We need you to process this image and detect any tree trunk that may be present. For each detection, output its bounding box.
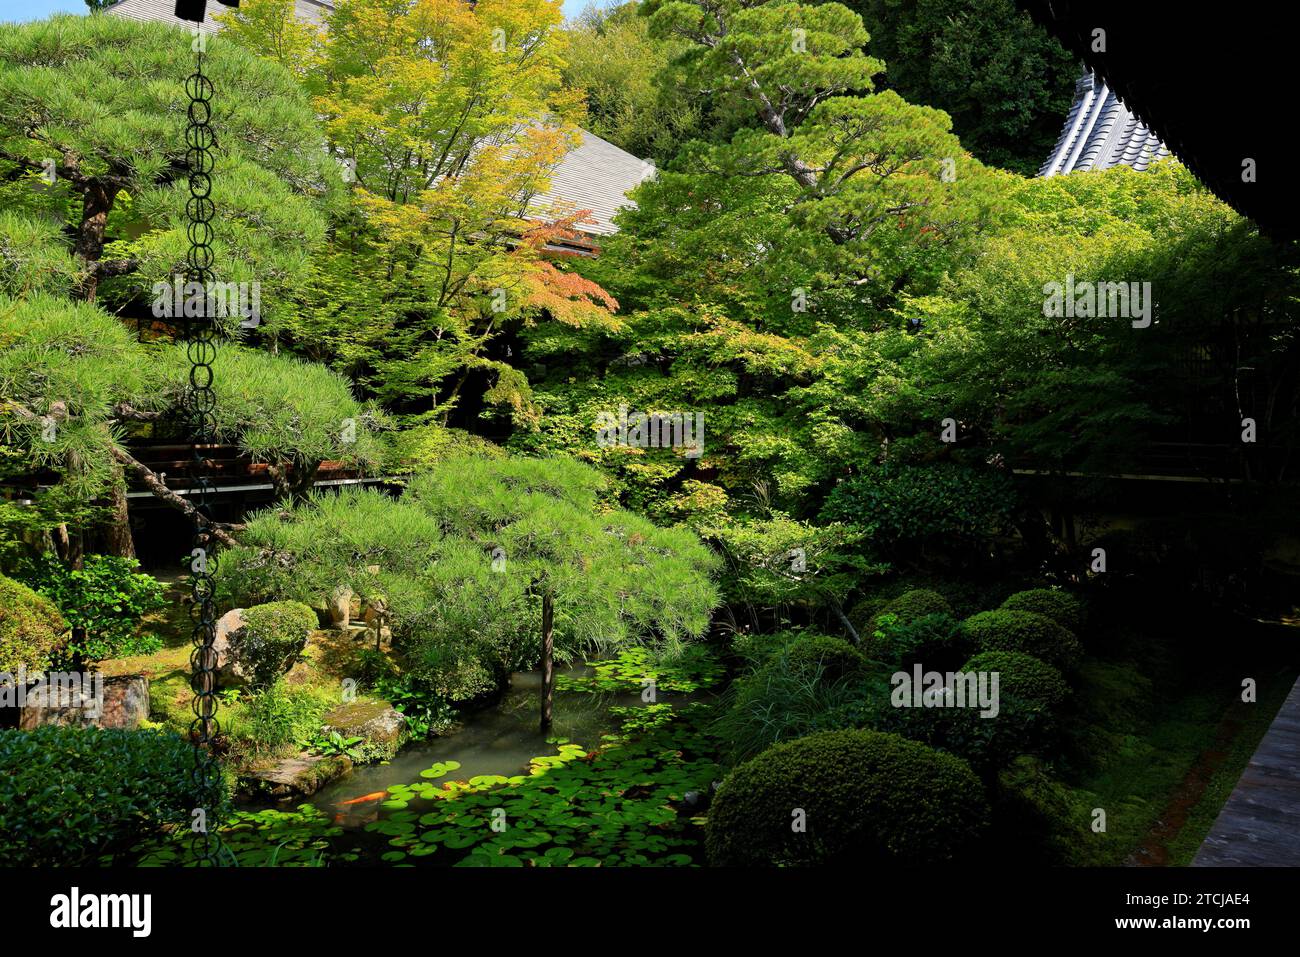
[539,592,554,733]
[101,473,136,560]
[101,430,136,559]
[74,179,119,302]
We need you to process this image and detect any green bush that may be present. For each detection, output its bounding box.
[820,462,1016,550]
[14,554,165,662]
[231,601,316,689]
[864,611,962,668]
[1000,588,1086,633]
[962,650,1070,711]
[0,726,220,866]
[960,609,1083,670]
[0,573,66,672]
[783,633,866,680]
[706,729,988,866]
[875,589,952,628]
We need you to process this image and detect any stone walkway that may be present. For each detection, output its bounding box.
[1193,676,1300,866]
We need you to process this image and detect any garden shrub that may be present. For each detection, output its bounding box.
[1000,588,1086,633]
[230,600,317,689]
[0,573,66,672]
[819,462,1015,552]
[962,651,1070,711]
[14,554,165,661]
[874,588,952,629]
[864,611,962,668]
[0,726,219,865]
[414,642,499,704]
[705,729,988,866]
[783,633,866,680]
[233,679,331,755]
[960,609,1082,670]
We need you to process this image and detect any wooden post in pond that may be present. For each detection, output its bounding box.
[540,592,555,732]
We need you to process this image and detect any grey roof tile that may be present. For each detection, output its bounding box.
[1039,70,1169,177]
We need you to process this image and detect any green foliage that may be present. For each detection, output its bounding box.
[306,729,366,761]
[222,456,720,708]
[231,601,317,689]
[555,645,725,694]
[560,3,705,165]
[0,726,221,866]
[0,293,164,502]
[994,756,1102,865]
[14,553,165,662]
[821,462,1016,553]
[837,0,1079,175]
[782,633,866,681]
[873,588,952,627]
[962,650,1070,711]
[0,210,82,298]
[0,14,335,318]
[1000,588,1086,633]
[370,672,457,739]
[865,611,961,668]
[0,572,65,672]
[714,637,872,763]
[385,424,506,473]
[960,609,1083,671]
[158,344,388,497]
[234,679,331,756]
[705,728,987,865]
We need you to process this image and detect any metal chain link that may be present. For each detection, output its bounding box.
[183,51,224,867]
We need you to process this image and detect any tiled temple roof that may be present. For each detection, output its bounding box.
[1040,70,1169,177]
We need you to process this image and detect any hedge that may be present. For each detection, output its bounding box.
[962,650,1070,711]
[960,609,1083,670]
[1000,588,1086,633]
[705,729,988,866]
[0,573,66,673]
[0,726,220,866]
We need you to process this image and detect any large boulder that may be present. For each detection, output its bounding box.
[212,608,249,687]
[322,699,405,761]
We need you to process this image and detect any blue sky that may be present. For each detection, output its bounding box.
[1,0,607,25]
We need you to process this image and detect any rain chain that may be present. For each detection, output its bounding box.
[183,47,224,867]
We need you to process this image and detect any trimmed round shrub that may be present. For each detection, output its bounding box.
[705,729,988,866]
[231,600,317,689]
[962,650,1070,711]
[863,611,962,668]
[782,633,866,680]
[0,573,66,673]
[0,726,220,865]
[873,589,952,630]
[1000,588,1085,633]
[960,610,1082,670]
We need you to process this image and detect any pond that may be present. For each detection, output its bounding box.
[308,665,708,831]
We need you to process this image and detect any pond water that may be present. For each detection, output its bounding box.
[308,666,669,828]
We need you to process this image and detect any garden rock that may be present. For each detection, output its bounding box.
[240,753,353,801]
[323,699,405,760]
[19,674,149,730]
